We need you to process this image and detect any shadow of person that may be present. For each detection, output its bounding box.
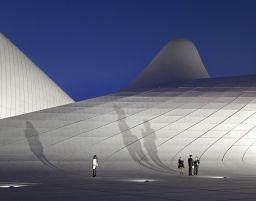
[113,105,163,172]
[142,120,175,172]
[24,121,60,171]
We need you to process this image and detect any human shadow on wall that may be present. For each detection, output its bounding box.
[114,105,164,172]
[141,120,174,172]
[24,121,60,171]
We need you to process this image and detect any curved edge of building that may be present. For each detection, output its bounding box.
[128,39,210,89]
[0,33,74,119]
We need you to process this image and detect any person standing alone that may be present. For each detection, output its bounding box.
[92,155,99,177]
[188,155,194,176]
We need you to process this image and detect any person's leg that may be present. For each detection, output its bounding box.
[195,166,198,175]
[93,169,96,177]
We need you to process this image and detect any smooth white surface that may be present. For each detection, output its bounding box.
[129,39,210,89]
[1,80,256,177]
[0,33,74,119]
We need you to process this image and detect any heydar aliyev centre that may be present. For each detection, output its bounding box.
[0,33,74,119]
[2,32,256,185]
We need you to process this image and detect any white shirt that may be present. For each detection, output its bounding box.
[92,158,98,169]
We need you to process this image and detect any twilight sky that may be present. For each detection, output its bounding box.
[1,0,256,101]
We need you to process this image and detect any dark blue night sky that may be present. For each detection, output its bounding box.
[1,0,256,101]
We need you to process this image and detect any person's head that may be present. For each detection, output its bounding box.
[189,155,192,158]
[179,157,182,160]
[93,155,97,159]
[195,156,198,160]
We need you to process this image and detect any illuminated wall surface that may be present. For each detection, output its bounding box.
[1,37,256,178]
[2,76,256,177]
[129,39,210,89]
[0,33,74,119]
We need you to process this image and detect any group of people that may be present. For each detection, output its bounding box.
[178,155,200,176]
[91,154,200,177]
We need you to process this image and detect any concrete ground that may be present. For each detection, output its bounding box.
[2,172,256,201]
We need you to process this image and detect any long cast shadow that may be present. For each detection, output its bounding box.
[114,105,164,172]
[142,120,174,172]
[24,121,61,171]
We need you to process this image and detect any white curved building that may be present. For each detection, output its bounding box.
[1,38,256,182]
[0,33,74,119]
[129,39,210,89]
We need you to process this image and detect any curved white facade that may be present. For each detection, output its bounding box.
[0,33,74,119]
[129,39,210,89]
[1,76,256,179]
[1,38,256,181]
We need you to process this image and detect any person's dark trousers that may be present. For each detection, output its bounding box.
[189,167,192,176]
[93,169,96,177]
[194,166,198,175]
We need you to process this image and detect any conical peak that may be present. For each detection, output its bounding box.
[165,38,195,47]
[0,33,74,119]
[128,38,210,89]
